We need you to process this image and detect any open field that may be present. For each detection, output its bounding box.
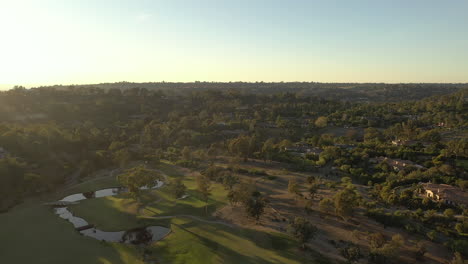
[0,200,144,264]
[149,217,319,264]
[0,162,329,264]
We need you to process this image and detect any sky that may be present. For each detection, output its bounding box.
[0,0,467,88]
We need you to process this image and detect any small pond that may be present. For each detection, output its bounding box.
[52,180,169,244]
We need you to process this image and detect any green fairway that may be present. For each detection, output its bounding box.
[70,164,229,230]
[0,201,144,264]
[150,217,313,264]
[0,162,325,264]
[142,172,228,217]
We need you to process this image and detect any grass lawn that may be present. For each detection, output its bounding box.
[150,217,319,264]
[141,170,228,218]
[67,162,326,263]
[70,162,229,230]
[1,162,326,264]
[0,201,144,264]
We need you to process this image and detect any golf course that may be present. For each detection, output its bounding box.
[0,162,316,264]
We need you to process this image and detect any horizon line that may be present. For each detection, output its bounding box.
[2,80,468,89]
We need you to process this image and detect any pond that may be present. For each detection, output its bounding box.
[52,180,169,244]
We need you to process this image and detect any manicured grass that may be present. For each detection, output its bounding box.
[150,217,313,264]
[1,162,324,264]
[0,201,144,264]
[70,193,143,231]
[142,172,228,218]
[66,163,323,263]
[70,164,229,229]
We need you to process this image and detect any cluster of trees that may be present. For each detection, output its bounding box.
[367,233,405,263]
[1,84,466,263]
[117,166,163,201]
[227,181,268,221]
[0,157,35,211]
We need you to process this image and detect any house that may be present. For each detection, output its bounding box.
[420,183,468,207]
[392,139,416,146]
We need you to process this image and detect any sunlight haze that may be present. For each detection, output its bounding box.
[1,0,467,87]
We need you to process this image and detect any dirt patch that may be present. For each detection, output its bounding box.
[214,160,453,264]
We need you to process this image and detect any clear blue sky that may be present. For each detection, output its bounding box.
[1,0,467,87]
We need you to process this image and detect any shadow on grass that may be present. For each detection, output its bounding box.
[153,217,324,264]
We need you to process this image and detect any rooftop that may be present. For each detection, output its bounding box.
[421,183,468,206]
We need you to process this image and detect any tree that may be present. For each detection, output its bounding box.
[227,182,254,206]
[319,198,334,214]
[450,252,467,264]
[117,166,163,202]
[0,157,26,210]
[341,176,352,186]
[221,172,238,190]
[202,165,222,180]
[288,177,300,199]
[113,148,133,168]
[261,138,276,162]
[304,200,314,214]
[444,208,456,220]
[364,127,383,143]
[315,116,328,128]
[169,177,187,199]
[196,174,212,214]
[426,230,437,241]
[334,186,359,220]
[181,146,192,160]
[288,217,318,249]
[381,234,404,259]
[245,191,268,222]
[306,175,316,184]
[278,139,292,150]
[457,180,468,191]
[415,241,427,261]
[369,234,404,264]
[369,233,386,249]
[340,244,361,263]
[455,221,468,234]
[308,184,319,199]
[228,135,253,162]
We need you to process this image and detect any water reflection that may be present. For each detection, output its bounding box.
[53,180,168,245]
[79,226,170,244]
[59,181,163,203]
[55,207,88,228]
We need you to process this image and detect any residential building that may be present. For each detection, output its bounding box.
[420,183,468,207]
